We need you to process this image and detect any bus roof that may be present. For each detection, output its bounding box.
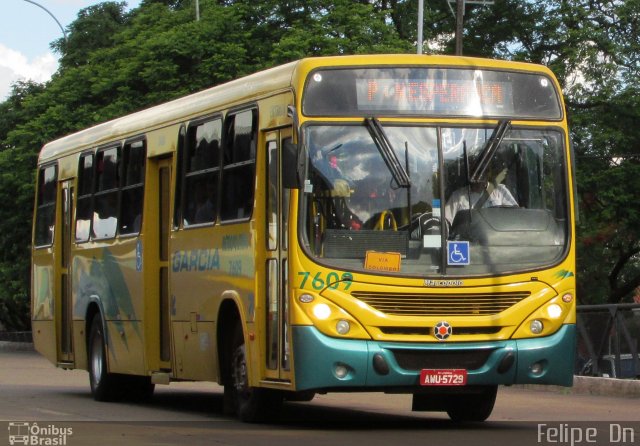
[38,60,299,163]
[38,54,555,164]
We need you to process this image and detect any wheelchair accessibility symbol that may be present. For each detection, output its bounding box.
[447,241,470,266]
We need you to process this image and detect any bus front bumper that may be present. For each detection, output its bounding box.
[292,324,575,391]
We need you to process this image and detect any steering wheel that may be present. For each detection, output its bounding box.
[374,210,398,231]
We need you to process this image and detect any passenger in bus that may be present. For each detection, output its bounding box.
[310,151,362,230]
[194,182,215,223]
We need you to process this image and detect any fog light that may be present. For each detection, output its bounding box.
[530,362,544,375]
[530,319,544,334]
[562,293,573,303]
[547,303,563,319]
[336,319,351,335]
[335,364,349,379]
[313,303,331,320]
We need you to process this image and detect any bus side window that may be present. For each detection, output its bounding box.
[119,140,146,235]
[75,153,93,242]
[183,117,221,226]
[34,164,58,247]
[173,126,186,229]
[266,140,278,251]
[92,146,120,239]
[220,109,257,221]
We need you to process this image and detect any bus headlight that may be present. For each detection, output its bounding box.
[547,303,563,319]
[313,303,332,320]
[512,293,575,339]
[294,292,371,339]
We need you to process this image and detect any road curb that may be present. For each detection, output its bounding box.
[515,375,640,399]
[0,341,35,352]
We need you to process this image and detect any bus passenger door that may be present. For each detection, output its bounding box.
[264,130,292,382]
[158,159,172,367]
[145,156,173,373]
[57,180,74,363]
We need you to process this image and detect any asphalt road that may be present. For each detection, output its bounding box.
[1,350,638,446]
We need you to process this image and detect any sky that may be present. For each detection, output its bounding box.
[0,0,142,101]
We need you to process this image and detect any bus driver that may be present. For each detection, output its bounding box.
[444,169,518,226]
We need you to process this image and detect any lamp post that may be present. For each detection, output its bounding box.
[22,0,67,42]
[417,0,424,54]
[455,0,464,55]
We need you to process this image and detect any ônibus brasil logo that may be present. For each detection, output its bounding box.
[8,422,73,446]
[434,321,452,341]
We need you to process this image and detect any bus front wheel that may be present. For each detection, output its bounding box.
[229,325,283,422]
[446,386,497,422]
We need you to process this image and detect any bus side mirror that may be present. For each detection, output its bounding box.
[283,138,301,189]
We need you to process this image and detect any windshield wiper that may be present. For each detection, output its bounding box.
[364,117,411,188]
[470,120,511,183]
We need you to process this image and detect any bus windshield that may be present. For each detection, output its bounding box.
[301,123,569,276]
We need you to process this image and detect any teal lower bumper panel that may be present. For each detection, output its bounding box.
[292,324,576,391]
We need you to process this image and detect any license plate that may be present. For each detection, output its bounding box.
[420,369,467,386]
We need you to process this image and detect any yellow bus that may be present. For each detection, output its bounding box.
[32,54,577,422]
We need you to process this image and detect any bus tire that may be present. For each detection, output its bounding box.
[446,386,497,422]
[88,316,122,402]
[229,324,283,422]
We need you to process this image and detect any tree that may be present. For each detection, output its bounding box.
[560,0,640,304]
[268,0,412,62]
[51,2,129,69]
[0,81,45,151]
[0,83,44,331]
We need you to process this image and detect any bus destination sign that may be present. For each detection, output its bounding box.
[356,78,513,115]
[302,67,562,119]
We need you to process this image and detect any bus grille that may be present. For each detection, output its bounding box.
[351,291,530,316]
[391,348,495,371]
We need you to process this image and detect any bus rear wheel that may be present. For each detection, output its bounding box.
[229,325,283,422]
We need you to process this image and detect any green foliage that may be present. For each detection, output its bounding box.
[0,140,37,331]
[576,161,640,304]
[0,0,639,329]
[562,0,640,303]
[269,0,412,62]
[51,2,129,68]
